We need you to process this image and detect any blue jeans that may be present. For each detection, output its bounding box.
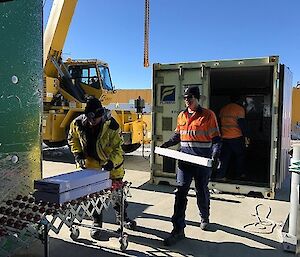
[171,161,211,231]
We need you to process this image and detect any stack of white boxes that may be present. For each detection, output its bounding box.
[34,169,112,204]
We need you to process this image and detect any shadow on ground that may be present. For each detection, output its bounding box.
[42,146,150,173]
[123,155,150,172]
[13,209,288,257]
[43,146,75,164]
[13,237,149,257]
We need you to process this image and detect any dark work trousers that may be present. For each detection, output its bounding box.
[172,161,211,231]
[92,192,129,224]
[218,137,246,179]
[92,209,103,226]
[113,200,129,221]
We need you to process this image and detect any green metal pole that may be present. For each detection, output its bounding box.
[0,0,43,201]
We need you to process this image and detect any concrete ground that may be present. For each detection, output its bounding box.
[13,146,293,257]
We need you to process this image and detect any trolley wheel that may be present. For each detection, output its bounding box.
[70,226,80,240]
[119,234,128,252]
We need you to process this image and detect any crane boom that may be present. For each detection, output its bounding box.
[143,0,150,67]
[43,0,78,77]
[42,0,150,150]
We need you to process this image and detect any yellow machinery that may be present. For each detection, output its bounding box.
[43,0,149,151]
[292,84,300,139]
[107,89,152,144]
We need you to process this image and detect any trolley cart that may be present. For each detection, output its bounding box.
[0,181,133,257]
[68,181,133,252]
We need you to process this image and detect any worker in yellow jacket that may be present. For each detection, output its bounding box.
[68,96,136,240]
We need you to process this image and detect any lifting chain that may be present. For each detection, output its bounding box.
[143,0,150,68]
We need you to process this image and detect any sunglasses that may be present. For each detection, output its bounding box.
[86,108,104,120]
[184,95,194,100]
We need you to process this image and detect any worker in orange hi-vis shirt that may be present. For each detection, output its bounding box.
[160,86,221,246]
[218,95,250,181]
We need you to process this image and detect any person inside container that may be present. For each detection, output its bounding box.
[67,96,136,240]
[160,86,221,246]
[217,95,250,181]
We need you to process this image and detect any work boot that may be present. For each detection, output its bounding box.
[200,219,209,231]
[124,218,137,230]
[90,213,103,240]
[116,216,137,230]
[163,229,185,246]
[90,224,102,240]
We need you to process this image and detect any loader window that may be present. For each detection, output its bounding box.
[98,65,113,91]
[81,69,89,84]
[69,66,100,89]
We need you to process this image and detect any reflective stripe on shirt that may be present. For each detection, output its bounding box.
[181,141,212,148]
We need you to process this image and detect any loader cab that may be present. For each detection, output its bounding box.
[98,64,114,91]
[69,64,101,89]
[68,62,114,90]
[66,59,114,101]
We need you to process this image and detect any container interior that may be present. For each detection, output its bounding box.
[209,66,274,186]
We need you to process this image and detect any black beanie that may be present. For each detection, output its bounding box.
[184,86,200,100]
[85,96,103,116]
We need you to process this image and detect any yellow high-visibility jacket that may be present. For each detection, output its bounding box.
[68,113,124,179]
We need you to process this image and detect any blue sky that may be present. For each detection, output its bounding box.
[44,0,300,89]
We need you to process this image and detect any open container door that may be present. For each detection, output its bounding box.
[276,64,292,189]
[151,63,210,184]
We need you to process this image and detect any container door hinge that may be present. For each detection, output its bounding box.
[276,71,280,80]
[200,64,206,78]
[179,65,184,80]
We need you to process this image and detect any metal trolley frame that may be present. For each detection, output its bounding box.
[0,181,132,257]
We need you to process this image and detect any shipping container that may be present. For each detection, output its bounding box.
[150,56,292,198]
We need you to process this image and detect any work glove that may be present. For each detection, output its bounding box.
[103,160,114,171]
[245,137,250,148]
[211,156,220,173]
[160,142,169,148]
[75,153,86,169]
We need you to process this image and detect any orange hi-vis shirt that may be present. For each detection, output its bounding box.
[219,103,245,139]
[175,108,220,157]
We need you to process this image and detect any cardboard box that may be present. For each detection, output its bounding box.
[34,179,112,204]
[34,169,110,193]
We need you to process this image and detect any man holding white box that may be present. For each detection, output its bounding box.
[161,86,221,246]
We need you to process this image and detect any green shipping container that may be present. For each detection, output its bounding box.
[151,56,292,198]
